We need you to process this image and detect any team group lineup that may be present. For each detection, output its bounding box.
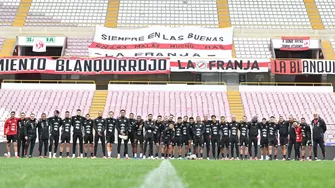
[3,109,327,161]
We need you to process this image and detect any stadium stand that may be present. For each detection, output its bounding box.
[233,38,271,59]
[0,89,94,120]
[315,0,335,29]
[104,90,231,118]
[0,0,20,26]
[321,40,335,59]
[0,38,15,56]
[228,0,312,29]
[25,0,109,27]
[65,37,92,56]
[304,0,324,29]
[117,0,219,28]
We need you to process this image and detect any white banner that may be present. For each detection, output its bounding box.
[280,37,310,51]
[32,37,47,52]
[301,59,335,74]
[89,26,233,58]
[170,58,269,73]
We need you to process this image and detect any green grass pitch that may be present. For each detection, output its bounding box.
[1,158,335,188]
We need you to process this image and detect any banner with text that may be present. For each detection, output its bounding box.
[280,36,310,51]
[89,26,233,58]
[271,59,335,74]
[170,59,269,73]
[0,57,170,75]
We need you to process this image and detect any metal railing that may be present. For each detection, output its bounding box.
[240,82,332,86]
[108,80,226,85]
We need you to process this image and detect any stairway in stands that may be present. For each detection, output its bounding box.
[89,90,108,118]
[321,40,335,60]
[105,0,120,28]
[304,0,324,29]
[12,0,32,27]
[227,91,245,119]
[0,38,16,56]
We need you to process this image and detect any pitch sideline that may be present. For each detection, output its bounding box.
[140,160,186,188]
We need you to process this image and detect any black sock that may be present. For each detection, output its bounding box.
[60,152,62,156]
[200,153,203,157]
[165,154,168,157]
[283,155,286,159]
[222,153,224,157]
[91,153,93,157]
[184,153,187,157]
[188,148,191,153]
[302,155,305,159]
[178,155,181,158]
[309,156,312,159]
[274,155,277,159]
[270,155,272,159]
[196,154,198,157]
[245,155,247,159]
[240,154,242,158]
[227,154,229,158]
[66,152,69,156]
[85,153,87,157]
[155,153,158,157]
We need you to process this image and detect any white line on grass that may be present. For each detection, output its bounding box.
[140,160,186,188]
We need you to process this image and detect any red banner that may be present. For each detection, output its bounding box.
[280,36,310,51]
[271,59,302,74]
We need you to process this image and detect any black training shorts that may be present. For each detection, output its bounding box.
[193,136,204,147]
[6,135,17,143]
[302,139,312,146]
[268,138,278,147]
[61,133,70,143]
[260,138,268,148]
[106,135,115,144]
[280,137,288,146]
[220,137,230,148]
[240,137,249,147]
[84,135,93,144]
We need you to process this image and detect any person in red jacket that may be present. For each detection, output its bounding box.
[4,111,19,158]
[293,122,302,160]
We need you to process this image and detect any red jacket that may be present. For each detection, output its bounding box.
[294,126,302,143]
[4,117,19,136]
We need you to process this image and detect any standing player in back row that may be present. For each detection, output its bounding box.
[300,117,312,161]
[210,115,220,159]
[59,111,72,158]
[94,111,106,158]
[4,111,19,158]
[83,114,94,158]
[48,110,62,158]
[72,109,85,158]
[239,116,249,160]
[229,116,239,160]
[106,111,117,158]
[117,109,130,159]
[268,116,279,160]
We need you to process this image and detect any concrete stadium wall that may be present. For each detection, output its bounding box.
[1,143,334,160]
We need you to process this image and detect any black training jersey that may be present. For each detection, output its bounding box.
[174,123,183,137]
[182,121,189,137]
[249,121,259,137]
[260,123,269,139]
[300,123,311,140]
[37,119,49,140]
[135,120,144,136]
[288,121,296,140]
[188,122,194,137]
[220,122,229,139]
[106,117,116,136]
[25,118,37,136]
[229,121,238,138]
[144,120,155,136]
[94,117,106,134]
[72,115,85,134]
[239,122,249,138]
[116,117,129,135]
[211,121,220,137]
[84,119,94,136]
[203,120,211,136]
[154,121,163,136]
[48,116,62,135]
[61,118,72,135]
[268,122,278,139]
[278,121,289,138]
[163,127,174,140]
[311,118,327,140]
[17,118,28,135]
[192,122,205,137]
[129,118,136,134]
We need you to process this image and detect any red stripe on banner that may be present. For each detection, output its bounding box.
[280,47,309,51]
[170,61,269,68]
[271,59,302,75]
[281,36,310,40]
[89,42,232,50]
[0,69,170,75]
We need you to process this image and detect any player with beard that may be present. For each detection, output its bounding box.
[160,116,170,159]
[94,111,106,158]
[268,116,279,160]
[182,116,190,159]
[229,115,239,160]
[17,112,28,158]
[128,113,136,158]
[48,110,62,158]
[106,111,116,158]
[300,118,312,161]
[188,117,195,155]
[260,118,269,160]
[210,115,220,160]
[174,117,183,159]
[168,114,175,157]
[134,115,144,159]
[192,116,205,159]
[220,116,230,160]
[287,115,296,160]
[72,109,85,158]
[143,114,155,159]
[83,114,94,158]
[37,113,49,158]
[203,115,211,160]
[239,116,249,160]
[163,123,175,158]
[248,116,259,160]
[59,111,72,158]
[25,113,38,158]
[116,109,130,159]
[311,112,327,160]
[4,111,19,158]
[278,116,289,160]
[154,115,163,159]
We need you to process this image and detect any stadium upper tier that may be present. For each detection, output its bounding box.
[0,0,333,29]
